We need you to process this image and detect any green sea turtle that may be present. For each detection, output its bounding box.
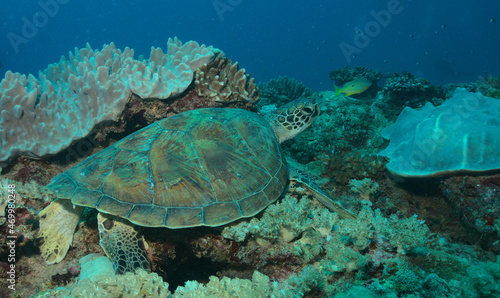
[38,98,355,274]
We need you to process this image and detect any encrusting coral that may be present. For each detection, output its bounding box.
[194,56,260,104]
[0,37,220,169]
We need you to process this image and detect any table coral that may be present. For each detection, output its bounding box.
[379,88,500,177]
[0,37,220,169]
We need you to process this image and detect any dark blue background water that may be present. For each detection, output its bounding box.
[1,0,499,91]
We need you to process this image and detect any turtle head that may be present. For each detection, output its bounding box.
[269,98,320,143]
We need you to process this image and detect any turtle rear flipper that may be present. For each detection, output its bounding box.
[288,166,357,220]
[39,199,85,264]
[97,213,151,274]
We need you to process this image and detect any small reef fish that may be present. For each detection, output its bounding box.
[335,77,372,96]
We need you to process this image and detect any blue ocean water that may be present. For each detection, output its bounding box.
[0,0,499,91]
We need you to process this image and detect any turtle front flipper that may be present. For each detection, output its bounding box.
[39,199,85,264]
[97,213,151,274]
[288,166,357,220]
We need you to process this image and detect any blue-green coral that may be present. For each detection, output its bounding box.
[449,256,500,297]
[222,194,433,296]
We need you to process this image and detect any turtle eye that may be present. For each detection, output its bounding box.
[303,107,313,114]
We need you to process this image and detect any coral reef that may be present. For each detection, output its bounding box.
[220,193,433,290]
[484,76,500,98]
[349,178,379,204]
[0,37,220,169]
[445,76,500,99]
[217,194,492,297]
[449,256,500,297]
[328,66,382,99]
[257,76,313,108]
[326,151,387,186]
[2,143,500,298]
[444,80,490,98]
[10,158,61,186]
[441,174,500,235]
[281,90,388,184]
[329,66,383,86]
[0,178,50,216]
[175,271,274,297]
[381,72,445,107]
[223,196,430,254]
[34,254,171,297]
[195,56,260,105]
[2,37,500,298]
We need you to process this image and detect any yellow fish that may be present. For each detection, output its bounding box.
[335,77,372,96]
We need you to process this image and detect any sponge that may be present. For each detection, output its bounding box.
[38,199,84,264]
